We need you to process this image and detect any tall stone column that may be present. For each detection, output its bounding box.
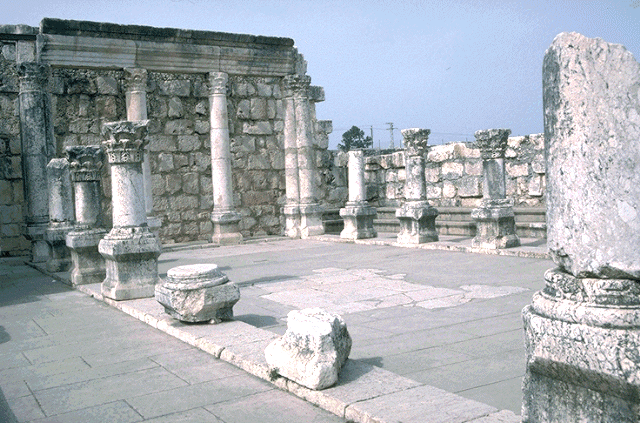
[522,32,640,422]
[123,67,162,238]
[45,158,74,272]
[208,72,242,245]
[288,74,323,238]
[99,121,161,300]
[18,62,55,262]
[396,128,438,244]
[282,76,301,238]
[470,129,519,249]
[340,149,376,239]
[65,146,107,286]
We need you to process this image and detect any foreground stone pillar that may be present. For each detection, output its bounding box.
[289,74,323,238]
[45,158,74,272]
[209,72,242,245]
[282,76,301,238]
[65,146,107,285]
[522,32,640,422]
[396,129,438,244]
[99,121,161,300]
[124,67,162,237]
[340,149,376,239]
[471,129,520,249]
[18,62,55,262]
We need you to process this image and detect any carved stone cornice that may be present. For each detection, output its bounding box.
[65,145,104,182]
[123,67,147,93]
[18,62,49,92]
[208,72,228,96]
[101,120,149,164]
[401,128,430,156]
[474,128,511,159]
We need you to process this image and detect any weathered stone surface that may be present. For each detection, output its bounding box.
[155,263,240,323]
[265,308,352,390]
[45,158,74,272]
[544,32,640,279]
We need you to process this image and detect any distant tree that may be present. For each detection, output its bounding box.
[338,126,373,151]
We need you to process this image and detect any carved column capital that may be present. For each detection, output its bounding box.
[101,120,149,164]
[401,128,430,156]
[65,146,104,182]
[283,74,311,98]
[208,72,228,95]
[123,67,147,93]
[474,129,511,159]
[18,62,49,91]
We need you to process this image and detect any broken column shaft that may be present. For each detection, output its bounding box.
[340,149,376,239]
[45,158,74,272]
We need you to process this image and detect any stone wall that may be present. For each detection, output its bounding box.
[0,41,30,255]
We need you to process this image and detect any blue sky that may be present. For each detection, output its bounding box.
[5,0,640,148]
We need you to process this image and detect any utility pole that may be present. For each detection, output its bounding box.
[386,122,395,149]
[370,126,374,150]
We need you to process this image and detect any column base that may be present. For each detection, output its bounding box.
[283,204,301,239]
[395,201,438,244]
[99,227,161,300]
[147,215,162,244]
[66,228,107,286]
[211,210,243,245]
[45,224,73,273]
[522,268,640,422]
[340,202,377,240]
[300,203,324,238]
[25,222,49,263]
[471,201,520,249]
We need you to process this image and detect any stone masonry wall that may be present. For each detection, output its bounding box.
[0,41,30,255]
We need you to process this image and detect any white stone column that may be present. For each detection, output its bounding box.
[65,146,107,286]
[123,67,162,238]
[395,129,438,244]
[470,129,519,249]
[522,32,640,422]
[282,76,301,238]
[18,62,55,262]
[99,120,161,300]
[339,150,376,239]
[45,158,74,272]
[209,72,243,245]
[288,74,323,238]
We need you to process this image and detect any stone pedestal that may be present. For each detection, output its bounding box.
[18,62,55,263]
[155,264,240,323]
[209,72,242,245]
[65,146,106,286]
[265,308,352,390]
[471,129,519,249]
[396,129,438,244]
[99,121,161,300]
[522,33,640,422]
[340,150,376,240]
[45,158,74,272]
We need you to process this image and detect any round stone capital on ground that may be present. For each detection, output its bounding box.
[401,128,430,156]
[165,263,229,289]
[474,129,511,159]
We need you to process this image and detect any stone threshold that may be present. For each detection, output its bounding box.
[314,233,550,260]
[27,260,521,423]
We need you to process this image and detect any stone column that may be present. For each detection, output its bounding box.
[340,149,376,239]
[18,62,55,262]
[282,76,301,238]
[288,74,323,238]
[522,32,640,422]
[470,129,520,249]
[45,158,74,272]
[65,146,107,286]
[99,120,161,300]
[208,72,243,245]
[395,128,438,244]
[123,67,162,238]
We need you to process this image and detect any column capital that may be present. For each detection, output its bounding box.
[401,128,430,156]
[65,145,104,182]
[474,128,511,159]
[123,67,147,93]
[101,120,149,164]
[18,62,49,91]
[283,74,311,98]
[208,72,228,95]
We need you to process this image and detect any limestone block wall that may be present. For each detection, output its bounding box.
[0,41,30,255]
